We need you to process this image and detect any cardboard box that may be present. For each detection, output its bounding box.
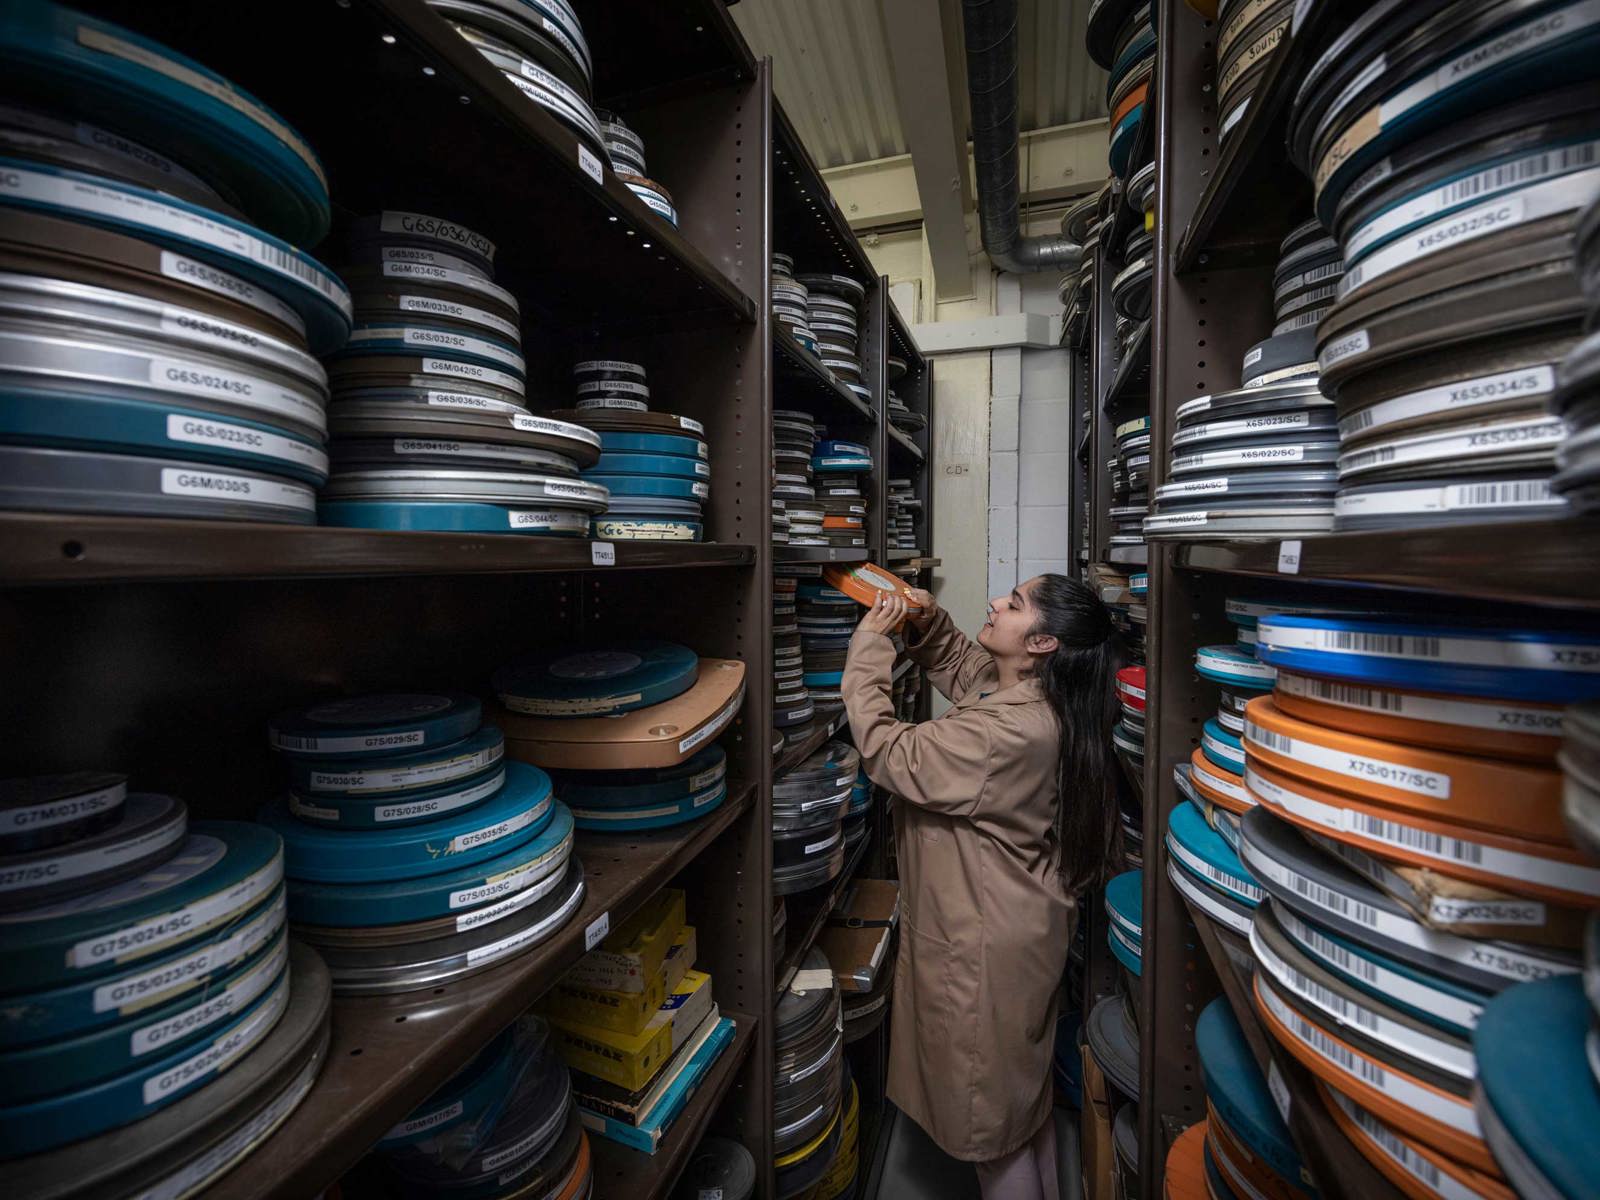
[821,879,900,992]
[570,1005,719,1127]
[577,1011,734,1153]
[663,924,697,994]
[564,888,686,993]
[548,967,715,1091]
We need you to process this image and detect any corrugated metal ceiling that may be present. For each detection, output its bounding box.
[730,0,1107,170]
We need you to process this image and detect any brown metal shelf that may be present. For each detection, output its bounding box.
[202,784,755,1200]
[773,545,870,565]
[886,424,925,463]
[886,292,927,376]
[1183,900,1406,1200]
[775,828,873,993]
[1103,319,1151,410]
[78,0,757,330]
[587,1011,758,1199]
[774,324,878,424]
[0,515,756,586]
[772,103,879,283]
[1173,518,1600,610]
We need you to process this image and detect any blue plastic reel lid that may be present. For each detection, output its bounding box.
[263,761,553,883]
[1,3,331,245]
[493,641,698,717]
[284,802,574,927]
[1196,997,1313,1192]
[268,693,482,759]
[811,455,872,473]
[1166,800,1262,907]
[1474,976,1600,1200]
[1256,614,1600,703]
[0,157,349,353]
[0,885,286,1051]
[803,670,845,687]
[597,430,707,459]
[0,388,330,486]
[380,1026,520,1148]
[1108,921,1142,978]
[284,726,505,799]
[0,927,289,1105]
[0,949,291,1157]
[570,779,727,833]
[548,744,725,809]
[0,821,283,992]
[317,500,591,536]
[814,439,870,457]
[582,472,709,502]
[1105,869,1144,940]
[590,451,710,480]
[1195,644,1277,690]
[1201,719,1245,773]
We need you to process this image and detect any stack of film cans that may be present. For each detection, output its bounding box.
[886,355,925,434]
[1214,0,1291,149]
[431,0,606,170]
[1228,605,1600,1197]
[887,478,917,551]
[774,408,821,546]
[797,572,860,710]
[570,358,712,541]
[557,359,712,540]
[1109,415,1149,554]
[596,109,677,227]
[1060,191,1101,349]
[773,952,847,1198]
[0,770,331,1195]
[796,271,871,408]
[490,640,736,833]
[1271,218,1343,339]
[264,691,582,995]
[1288,5,1598,531]
[772,254,818,358]
[1087,0,1155,178]
[1552,195,1600,513]
[811,435,871,550]
[368,1016,590,1199]
[322,211,608,537]
[772,741,857,897]
[1144,326,1335,539]
[773,570,815,738]
[0,6,352,526]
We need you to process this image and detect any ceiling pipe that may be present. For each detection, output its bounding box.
[961,0,1085,273]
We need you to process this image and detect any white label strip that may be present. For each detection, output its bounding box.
[1173,444,1308,469]
[1174,411,1313,444]
[1167,860,1253,934]
[1274,672,1561,737]
[69,850,283,969]
[1338,417,1565,474]
[1244,766,1600,896]
[1244,717,1451,798]
[1167,833,1264,902]
[448,841,567,910]
[0,813,185,894]
[94,889,286,1014]
[454,853,569,932]
[464,875,583,966]
[1257,622,1600,673]
[1267,1060,1293,1122]
[1237,835,1570,985]
[417,356,523,393]
[270,727,425,754]
[144,351,325,431]
[678,686,744,755]
[1256,979,1478,1133]
[1341,364,1557,438]
[2,780,124,834]
[380,261,515,307]
[308,745,502,793]
[140,971,288,1105]
[166,414,324,472]
[387,1099,464,1140]
[1202,729,1246,769]
[159,250,303,336]
[131,936,287,1056]
[1326,1090,1484,1200]
[1337,479,1559,518]
[447,795,549,853]
[1275,904,1481,1031]
[803,828,842,856]
[396,294,519,339]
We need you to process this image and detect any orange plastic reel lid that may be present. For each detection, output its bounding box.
[1241,696,1565,844]
[1165,1120,1210,1200]
[1205,1102,1313,1200]
[1243,755,1600,908]
[1112,79,1150,128]
[1190,747,1253,816]
[821,562,923,611]
[1251,971,1496,1175]
[1318,1082,1513,1200]
[822,515,864,530]
[1272,669,1561,764]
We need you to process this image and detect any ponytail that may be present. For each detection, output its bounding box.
[1026,574,1126,892]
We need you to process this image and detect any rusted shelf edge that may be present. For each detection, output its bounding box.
[1185,903,1406,1200]
[587,1011,759,1199]
[207,785,756,1200]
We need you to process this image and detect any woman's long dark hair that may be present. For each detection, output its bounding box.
[1026,573,1126,892]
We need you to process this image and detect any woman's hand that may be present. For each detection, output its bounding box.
[903,588,938,631]
[858,593,909,636]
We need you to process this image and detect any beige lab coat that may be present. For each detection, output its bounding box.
[843,609,1076,1162]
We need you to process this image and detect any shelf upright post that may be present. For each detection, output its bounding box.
[866,279,890,564]
[1090,234,1118,565]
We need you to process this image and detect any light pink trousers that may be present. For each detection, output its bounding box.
[974,1112,1059,1200]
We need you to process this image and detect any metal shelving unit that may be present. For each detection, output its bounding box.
[1093,4,1600,1198]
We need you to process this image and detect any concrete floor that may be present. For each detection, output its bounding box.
[868,1105,1084,1200]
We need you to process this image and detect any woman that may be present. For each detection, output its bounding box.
[842,573,1123,1200]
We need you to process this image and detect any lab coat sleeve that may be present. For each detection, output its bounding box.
[903,607,995,704]
[843,628,990,816]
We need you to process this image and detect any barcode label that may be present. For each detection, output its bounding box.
[1278,671,1562,735]
[1447,479,1554,510]
[1327,1090,1445,1193]
[1167,835,1263,902]
[1348,811,1484,864]
[1260,981,1388,1088]
[1245,717,1451,798]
